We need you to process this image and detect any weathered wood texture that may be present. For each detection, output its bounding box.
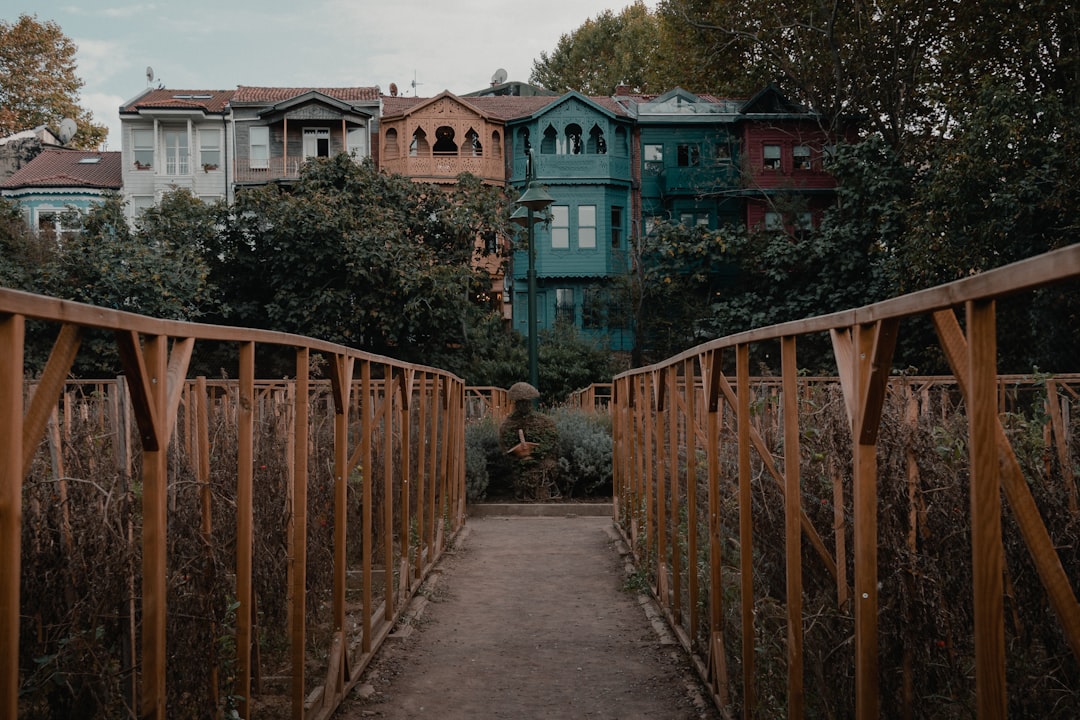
[610,244,1080,718]
[1,289,466,720]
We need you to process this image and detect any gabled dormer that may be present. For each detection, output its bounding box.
[379,91,505,185]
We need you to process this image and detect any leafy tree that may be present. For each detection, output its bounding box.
[530,2,668,94]
[0,196,57,290]
[0,14,107,148]
[536,321,621,406]
[205,155,515,374]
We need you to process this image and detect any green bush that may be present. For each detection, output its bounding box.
[549,407,613,498]
[464,415,515,501]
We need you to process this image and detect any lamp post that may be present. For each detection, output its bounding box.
[513,151,554,393]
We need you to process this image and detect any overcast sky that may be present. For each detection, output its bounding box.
[17,0,653,149]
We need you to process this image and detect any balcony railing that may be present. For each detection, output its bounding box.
[233,156,307,183]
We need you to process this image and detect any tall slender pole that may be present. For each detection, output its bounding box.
[527,205,539,391]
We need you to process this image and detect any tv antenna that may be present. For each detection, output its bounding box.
[411,71,423,96]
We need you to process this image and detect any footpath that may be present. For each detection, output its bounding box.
[337,508,721,720]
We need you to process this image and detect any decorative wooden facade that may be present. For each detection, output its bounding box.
[379,92,506,186]
[505,92,636,352]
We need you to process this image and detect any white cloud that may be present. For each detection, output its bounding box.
[81,92,125,150]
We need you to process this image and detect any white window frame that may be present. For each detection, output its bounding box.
[763,143,782,170]
[551,205,569,249]
[303,127,330,159]
[249,126,270,169]
[793,144,812,170]
[164,128,189,175]
[577,205,596,249]
[347,127,368,159]
[133,128,154,168]
[200,129,222,170]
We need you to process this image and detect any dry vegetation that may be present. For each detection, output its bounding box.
[624,377,1080,718]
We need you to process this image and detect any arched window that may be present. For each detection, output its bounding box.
[491,130,503,161]
[518,127,531,156]
[465,128,482,156]
[434,126,458,155]
[383,128,399,159]
[587,124,606,154]
[541,125,557,154]
[410,128,429,157]
[615,127,628,156]
[565,124,583,155]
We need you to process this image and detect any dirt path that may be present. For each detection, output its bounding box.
[337,514,720,719]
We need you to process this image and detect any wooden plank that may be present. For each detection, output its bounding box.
[736,343,755,719]
[331,352,354,696]
[115,330,163,452]
[291,349,309,719]
[781,336,804,718]
[684,357,699,647]
[966,300,1007,719]
[1045,380,1079,515]
[851,323,880,720]
[161,337,194,441]
[139,334,168,720]
[383,364,395,621]
[22,323,82,476]
[361,360,374,656]
[933,309,1080,662]
[236,342,255,720]
[0,314,25,720]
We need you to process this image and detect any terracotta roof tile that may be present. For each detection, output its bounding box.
[233,86,380,103]
[122,89,233,113]
[1,149,122,190]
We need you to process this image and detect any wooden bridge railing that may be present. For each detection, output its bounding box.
[0,289,466,719]
[610,244,1080,718]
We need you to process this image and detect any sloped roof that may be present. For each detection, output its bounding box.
[0,149,122,190]
[233,86,380,104]
[121,89,234,113]
[380,93,633,124]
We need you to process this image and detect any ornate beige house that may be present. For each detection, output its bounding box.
[379,92,505,186]
[380,91,513,320]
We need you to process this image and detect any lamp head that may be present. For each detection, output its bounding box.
[516,182,555,212]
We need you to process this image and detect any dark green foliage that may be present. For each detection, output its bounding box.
[536,321,621,406]
[465,415,511,501]
[549,407,613,497]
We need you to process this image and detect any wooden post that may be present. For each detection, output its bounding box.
[967,300,1007,718]
[383,365,395,620]
[781,336,804,718]
[736,343,755,718]
[330,352,354,697]
[236,342,255,719]
[0,314,25,720]
[291,349,309,717]
[685,357,699,646]
[360,360,373,655]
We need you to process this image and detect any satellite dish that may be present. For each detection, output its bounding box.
[491,68,508,85]
[58,118,77,145]
[146,66,155,84]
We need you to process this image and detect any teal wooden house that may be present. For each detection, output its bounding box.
[619,88,744,233]
[507,92,635,352]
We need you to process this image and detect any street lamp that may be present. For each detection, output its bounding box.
[513,152,555,394]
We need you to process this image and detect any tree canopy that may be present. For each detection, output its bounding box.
[0,14,107,148]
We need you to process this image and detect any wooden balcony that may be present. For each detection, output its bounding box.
[233,157,307,184]
[381,153,505,185]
